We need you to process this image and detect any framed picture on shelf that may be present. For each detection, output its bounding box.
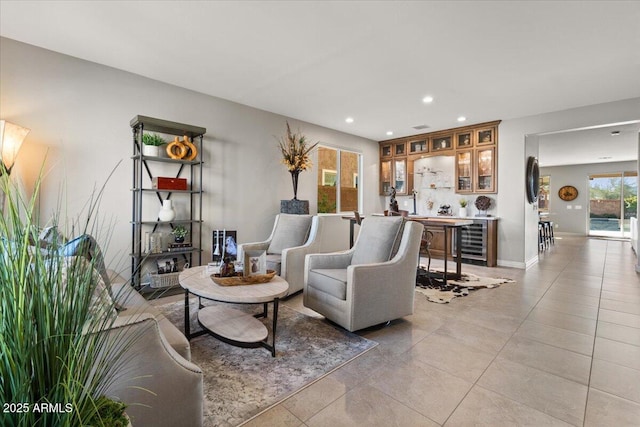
[243,250,266,277]
[156,257,179,274]
[212,230,237,263]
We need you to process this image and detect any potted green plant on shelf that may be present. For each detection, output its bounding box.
[459,198,468,217]
[171,225,189,243]
[142,132,166,157]
[0,167,138,427]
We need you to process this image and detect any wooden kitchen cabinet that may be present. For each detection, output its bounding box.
[475,146,496,193]
[421,219,499,267]
[379,120,500,196]
[456,150,473,193]
[379,138,410,195]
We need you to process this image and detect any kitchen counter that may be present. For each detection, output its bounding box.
[409,215,499,221]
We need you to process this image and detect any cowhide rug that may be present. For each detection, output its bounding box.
[415,267,515,304]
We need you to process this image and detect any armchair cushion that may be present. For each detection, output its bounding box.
[307,269,348,300]
[267,214,313,254]
[351,216,404,265]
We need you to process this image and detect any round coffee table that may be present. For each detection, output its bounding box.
[179,266,289,357]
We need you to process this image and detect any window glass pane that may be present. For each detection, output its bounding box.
[316,146,361,213]
[394,159,406,193]
[340,151,359,212]
[318,147,337,213]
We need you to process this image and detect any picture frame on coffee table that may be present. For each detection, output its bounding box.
[244,250,267,277]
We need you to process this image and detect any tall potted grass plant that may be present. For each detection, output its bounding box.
[0,168,139,427]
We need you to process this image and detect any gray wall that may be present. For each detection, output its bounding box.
[0,37,382,275]
[540,161,637,234]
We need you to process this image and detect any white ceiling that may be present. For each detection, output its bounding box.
[1,1,639,165]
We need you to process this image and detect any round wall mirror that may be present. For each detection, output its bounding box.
[526,156,539,204]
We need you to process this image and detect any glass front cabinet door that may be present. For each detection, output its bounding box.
[380,144,393,158]
[394,159,407,194]
[475,147,495,192]
[380,159,392,195]
[456,150,473,193]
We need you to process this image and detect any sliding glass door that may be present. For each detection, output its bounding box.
[588,172,637,238]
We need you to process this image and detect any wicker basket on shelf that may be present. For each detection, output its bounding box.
[148,271,181,289]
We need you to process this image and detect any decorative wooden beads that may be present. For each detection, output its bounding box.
[166,135,198,160]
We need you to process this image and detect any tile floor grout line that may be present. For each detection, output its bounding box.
[581,240,609,427]
[440,252,569,426]
[468,241,602,427]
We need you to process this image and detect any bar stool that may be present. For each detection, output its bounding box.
[538,220,554,250]
[421,229,434,273]
[545,221,555,245]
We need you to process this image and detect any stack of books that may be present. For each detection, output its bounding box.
[168,242,192,252]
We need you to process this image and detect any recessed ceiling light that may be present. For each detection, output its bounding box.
[422,96,434,104]
[611,131,620,136]
[345,117,354,123]
[386,131,393,136]
[457,116,466,122]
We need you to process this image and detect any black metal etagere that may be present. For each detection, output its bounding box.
[130,115,206,293]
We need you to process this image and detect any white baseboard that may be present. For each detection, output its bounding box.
[497,259,528,269]
[525,256,540,269]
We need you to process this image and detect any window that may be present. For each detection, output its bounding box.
[317,146,362,213]
[539,175,550,213]
[588,172,637,238]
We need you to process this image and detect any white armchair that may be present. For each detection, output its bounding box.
[238,214,313,296]
[303,216,423,332]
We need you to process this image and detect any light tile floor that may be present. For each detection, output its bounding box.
[242,234,640,426]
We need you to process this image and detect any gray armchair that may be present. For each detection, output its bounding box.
[303,216,423,332]
[238,214,314,296]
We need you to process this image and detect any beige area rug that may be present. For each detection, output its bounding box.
[416,269,515,304]
[157,299,377,427]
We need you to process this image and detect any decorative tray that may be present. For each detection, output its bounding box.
[211,270,276,286]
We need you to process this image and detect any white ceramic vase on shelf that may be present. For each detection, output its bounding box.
[158,200,176,222]
[458,207,468,218]
[142,144,160,157]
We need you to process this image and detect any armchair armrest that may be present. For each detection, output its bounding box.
[305,250,353,271]
[102,316,203,427]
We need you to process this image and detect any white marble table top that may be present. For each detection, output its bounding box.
[179,265,289,303]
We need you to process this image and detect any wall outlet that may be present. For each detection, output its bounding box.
[575,205,582,209]
[567,205,573,209]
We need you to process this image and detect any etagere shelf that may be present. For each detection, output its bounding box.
[130,115,207,294]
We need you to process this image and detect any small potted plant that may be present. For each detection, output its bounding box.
[171,225,189,243]
[142,133,166,157]
[458,198,468,217]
